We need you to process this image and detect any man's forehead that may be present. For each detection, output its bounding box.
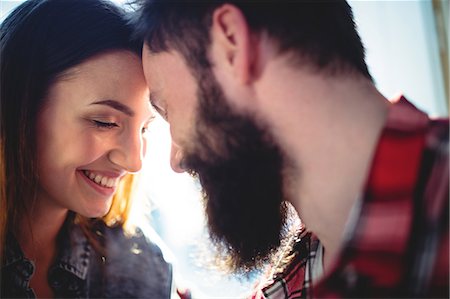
[142,46,191,90]
[142,45,167,92]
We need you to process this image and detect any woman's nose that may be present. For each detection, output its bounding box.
[109,132,144,173]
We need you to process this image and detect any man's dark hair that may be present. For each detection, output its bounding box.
[132,0,372,80]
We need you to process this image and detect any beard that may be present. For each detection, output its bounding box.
[182,68,292,274]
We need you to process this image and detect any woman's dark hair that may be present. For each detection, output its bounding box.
[0,0,141,261]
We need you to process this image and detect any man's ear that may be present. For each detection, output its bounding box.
[210,4,255,84]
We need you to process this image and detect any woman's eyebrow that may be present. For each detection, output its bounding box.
[90,99,135,117]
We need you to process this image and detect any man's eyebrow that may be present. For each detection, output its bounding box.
[90,100,134,117]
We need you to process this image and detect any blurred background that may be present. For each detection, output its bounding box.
[1,0,448,298]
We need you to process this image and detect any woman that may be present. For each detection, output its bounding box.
[0,0,172,297]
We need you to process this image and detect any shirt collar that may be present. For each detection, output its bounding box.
[52,214,92,280]
[385,95,429,132]
[3,213,92,281]
[3,232,25,267]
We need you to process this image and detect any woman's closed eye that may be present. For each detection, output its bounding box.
[92,120,119,129]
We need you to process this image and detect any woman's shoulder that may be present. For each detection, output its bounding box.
[102,223,168,262]
[92,222,173,298]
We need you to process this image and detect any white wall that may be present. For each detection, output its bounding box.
[350,0,448,117]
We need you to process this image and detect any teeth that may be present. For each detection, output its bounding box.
[83,170,118,188]
[106,178,114,188]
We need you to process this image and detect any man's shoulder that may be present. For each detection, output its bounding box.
[250,231,317,299]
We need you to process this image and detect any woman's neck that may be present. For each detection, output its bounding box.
[16,203,69,299]
[17,204,68,263]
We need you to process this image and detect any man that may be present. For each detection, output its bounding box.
[132,1,449,297]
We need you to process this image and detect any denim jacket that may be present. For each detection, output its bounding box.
[1,217,173,298]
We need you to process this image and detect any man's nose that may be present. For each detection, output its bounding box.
[170,141,185,173]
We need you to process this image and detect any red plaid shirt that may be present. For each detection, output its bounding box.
[251,96,449,298]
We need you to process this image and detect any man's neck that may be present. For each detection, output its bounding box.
[254,58,390,272]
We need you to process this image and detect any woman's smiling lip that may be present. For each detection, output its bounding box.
[77,169,125,196]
